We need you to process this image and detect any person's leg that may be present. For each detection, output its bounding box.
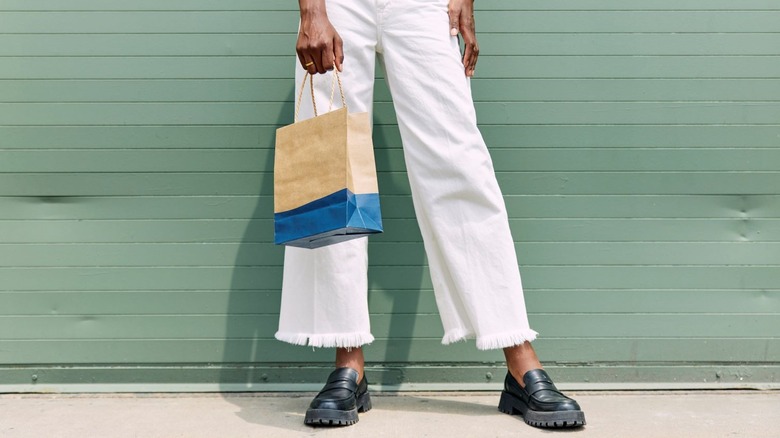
[378,0,536,353]
[279,0,379,427]
[336,347,365,382]
[377,0,584,428]
[504,342,543,385]
[277,238,373,349]
[276,0,378,353]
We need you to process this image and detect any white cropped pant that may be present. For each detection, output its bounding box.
[275,0,538,350]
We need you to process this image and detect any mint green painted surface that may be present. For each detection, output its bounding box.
[1,0,779,389]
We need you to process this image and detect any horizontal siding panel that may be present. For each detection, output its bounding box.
[3,195,780,220]
[0,126,281,149]
[486,34,780,56]
[0,56,294,80]
[0,220,280,244]
[480,126,780,148]
[0,0,297,11]
[4,148,780,172]
[516,242,780,264]
[476,11,780,32]
[475,56,780,79]
[3,11,780,34]
[0,79,300,103]
[1,218,779,244]
[0,149,273,172]
[4,102,779,125]
[510,220,780,242]
[3,242,780,267]
[0,290,293,316]
[2,289,778,316]
[3,34,780,56]
[0,338,776,364]
[2,266,780,291]
[445,0,780,10]
[494,173,780,195]
[473,79,780,102]
[5,56,780,80]
[5,79,780,103]
[0,241,777,266]
[0,314,776,340]
[0,34,307,56]
[0,11,300,34]
[4,172,780,196]
[3,126,779,149]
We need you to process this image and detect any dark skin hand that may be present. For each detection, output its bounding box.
[297,0,478,77]
[297,0,343,75]
[448,0,479,77]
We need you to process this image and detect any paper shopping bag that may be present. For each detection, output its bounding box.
[274,72,383,249]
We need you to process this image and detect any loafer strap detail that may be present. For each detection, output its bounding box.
[523,370,572,400]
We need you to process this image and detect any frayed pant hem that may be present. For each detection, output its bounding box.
[475,329,539,351]
[441,328,475,346]
[275,331,374,348]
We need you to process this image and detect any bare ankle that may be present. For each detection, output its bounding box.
[503,342,543,386]
[335,347,365,381]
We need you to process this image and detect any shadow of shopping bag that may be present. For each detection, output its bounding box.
[274,71,383,249]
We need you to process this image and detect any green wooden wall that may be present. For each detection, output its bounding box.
[1,0,779,391]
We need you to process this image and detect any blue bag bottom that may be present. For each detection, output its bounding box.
[274,189,383,249]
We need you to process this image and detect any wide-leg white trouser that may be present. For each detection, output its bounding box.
[275,0,538,350]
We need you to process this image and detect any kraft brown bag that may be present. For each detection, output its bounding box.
[273,71,383,249]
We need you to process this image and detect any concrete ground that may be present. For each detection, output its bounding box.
[1,390,778,438]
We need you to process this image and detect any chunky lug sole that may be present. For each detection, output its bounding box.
[304,391,372,427]
[498,390,585,429]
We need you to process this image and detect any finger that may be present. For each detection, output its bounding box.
[470,43,479,76]
[310,47,327,74]
[301,53,317,75]
[461,27,477,73]
[462,43,473,75]
[317,53,329,74]
[304,53,318,74]
[448,7,459,36]
[321,45,336,72]
[463,38,478,76]
[318,38,334,74]
[333,35,344,72]
[297,42,315,73]
[460,13,478,76]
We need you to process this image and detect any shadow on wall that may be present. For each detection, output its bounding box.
[367,120,426,384]
[218,87,296,395]
[217,83,426,405]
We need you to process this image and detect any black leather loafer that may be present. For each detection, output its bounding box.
[498,369,585,428]
[304,367,371,427]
